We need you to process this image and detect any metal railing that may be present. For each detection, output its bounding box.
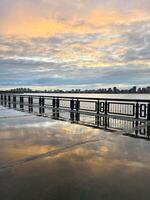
[1,93,150,138]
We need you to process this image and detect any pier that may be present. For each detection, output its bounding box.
[0,93,150,138]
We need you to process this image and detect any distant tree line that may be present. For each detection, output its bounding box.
[1,86,150,94]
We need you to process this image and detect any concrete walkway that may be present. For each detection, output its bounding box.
[0,106,150,200]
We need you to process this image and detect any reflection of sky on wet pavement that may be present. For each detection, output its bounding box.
[0,106,150,200]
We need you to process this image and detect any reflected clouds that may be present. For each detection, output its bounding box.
[1,116,150,199]
[1,103,150,199]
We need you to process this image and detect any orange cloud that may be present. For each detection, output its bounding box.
[88,8,150,26]
[1,1,149,38]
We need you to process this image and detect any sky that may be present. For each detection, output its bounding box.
[0,0,150,90]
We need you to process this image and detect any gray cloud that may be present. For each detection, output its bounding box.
[0,55,150,88]
[0,1,150,89]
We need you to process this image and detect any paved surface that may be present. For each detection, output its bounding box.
[0,106,150,200]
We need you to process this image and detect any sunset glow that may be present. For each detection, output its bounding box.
[0,0,150,89]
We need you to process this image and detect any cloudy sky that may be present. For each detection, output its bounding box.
[0,0,150,89]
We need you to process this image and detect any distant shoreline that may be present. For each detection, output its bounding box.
[1,92,150,94]
[1,86,150,94]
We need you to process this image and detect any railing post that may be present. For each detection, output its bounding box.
[4,95,7,107]
[147,102,150,139]
[22,96,24,110]
[0,94,3,105]
[96,100,100,126]
[52,98,56,117]
[147,102,150,121]
[135,102,139,119]
[39,97,41,114]
[20,96,24,111]
[104,100,108,129]
[56,98,59,118]
[31,96,33,112]
[8,95,11,108]
[56,98,59,108]
[52,98,55,108]
[39,97,44,114]
[28,96,30,112]
[13,96,16,109]
[20,96,22,110]
[70,99,74,121]
[28,96,33,113]
[135,101,139,136]
[42,97,45,114]
[76,99,80,122]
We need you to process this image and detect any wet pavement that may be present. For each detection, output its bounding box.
[0,106,150,200]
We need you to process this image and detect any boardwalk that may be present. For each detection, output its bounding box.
[1,106,150,199]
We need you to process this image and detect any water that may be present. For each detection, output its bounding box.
[27,93,150,100]
[1,101,150,199]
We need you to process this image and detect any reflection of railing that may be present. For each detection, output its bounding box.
[1,93,150,138]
